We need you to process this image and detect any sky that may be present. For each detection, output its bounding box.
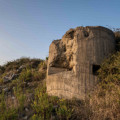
[0,0,120,65]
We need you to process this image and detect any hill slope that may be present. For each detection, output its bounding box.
[0,30,120,120]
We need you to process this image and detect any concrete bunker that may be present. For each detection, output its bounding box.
[46,26,115,99]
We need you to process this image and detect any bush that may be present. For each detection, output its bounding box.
[19,65,46,83]
[19,68,33,82]
[33,71,46,81]
[56,99,73,120]
[98,52,120,86]
[2,57,43,73]
[0,92,18,120]
[32,84,54,120]
[13,85,26,111]
[32,83,73,120]
[38,61,47,70]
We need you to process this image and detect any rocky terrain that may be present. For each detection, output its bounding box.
[0,58,47,120]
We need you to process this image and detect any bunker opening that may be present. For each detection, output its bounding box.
[92,64,100,75]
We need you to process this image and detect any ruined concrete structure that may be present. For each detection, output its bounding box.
[46,26,115,99]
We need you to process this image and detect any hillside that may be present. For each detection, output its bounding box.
[0,58,47,119]
[0,30,120,120]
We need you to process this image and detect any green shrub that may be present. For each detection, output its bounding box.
[38,61,47,70]
[19,67,46,83]
[19,68,33,82]
[33,71,46,81]
[56,99,73,120]
[32,83,73,120]
[32,84,53,120]
[98,52,120,87]
[13,85,26,111]
[31,114,42,120]
[0,92,18,120]
[46,57,48,60]
[0,78,3,84]
[0,73,7,84]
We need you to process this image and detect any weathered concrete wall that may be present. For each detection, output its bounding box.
[46,26,115,99]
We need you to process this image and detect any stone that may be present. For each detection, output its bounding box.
[3,77,11,83]
[3,87,10,93]
[3,73,18,83]
[25,107,29,112]
[12,96,15,99]
[23,116,28,120]
[46,26,115,99]
[17,65,26,72]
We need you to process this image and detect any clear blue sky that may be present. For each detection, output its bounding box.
[0,0,120,65]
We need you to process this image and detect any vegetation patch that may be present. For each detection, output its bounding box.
[32,83,73,120]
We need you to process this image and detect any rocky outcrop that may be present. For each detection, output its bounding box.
[47,26,115,99]
[3,73,18,83]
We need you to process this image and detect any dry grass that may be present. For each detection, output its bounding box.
[89,84,120,120]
